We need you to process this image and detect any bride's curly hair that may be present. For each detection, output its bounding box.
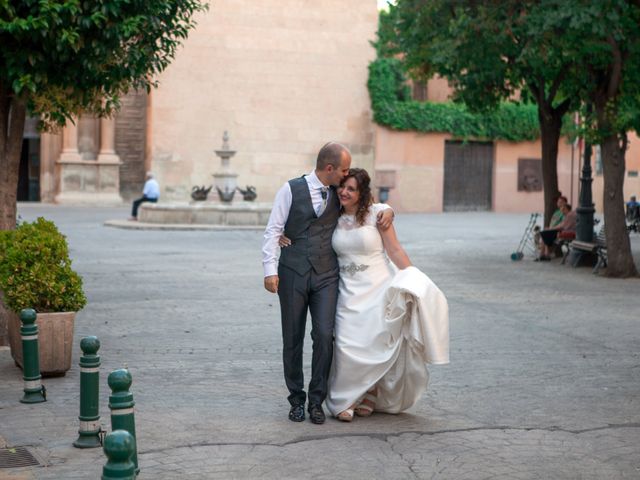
[340,168,373,226]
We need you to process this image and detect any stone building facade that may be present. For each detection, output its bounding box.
[374,78,640,213]
[25,0,379,205]
[20,0,640,214]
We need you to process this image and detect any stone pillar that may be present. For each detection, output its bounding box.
[97,117,120,163]
[95,116,124,204]
[59,119,82,163]
[39,132,62,203]
[55,115,124,205]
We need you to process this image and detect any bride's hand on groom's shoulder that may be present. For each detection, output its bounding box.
[376,208,394,230]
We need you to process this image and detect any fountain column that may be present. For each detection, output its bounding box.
[213,131,238,203]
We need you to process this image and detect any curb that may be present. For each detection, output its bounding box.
[103,220,266,231]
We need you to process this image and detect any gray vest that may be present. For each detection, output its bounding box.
[279,176,340,276]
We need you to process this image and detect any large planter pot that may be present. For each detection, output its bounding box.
[8,311,76,377]
[0,298,10,346]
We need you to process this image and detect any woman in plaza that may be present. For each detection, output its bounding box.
[535,194,567,261]
[283,168,449,421]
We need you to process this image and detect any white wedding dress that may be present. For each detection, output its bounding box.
[325,204,449,416]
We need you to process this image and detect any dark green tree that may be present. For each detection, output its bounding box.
[546,0,639,277]
[389,0,639,276]
[389,0,575,227]
[0,0,207,229]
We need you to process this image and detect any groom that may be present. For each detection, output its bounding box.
[262,142,393,424]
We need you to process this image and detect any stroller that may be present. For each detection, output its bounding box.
[511,213,541,261]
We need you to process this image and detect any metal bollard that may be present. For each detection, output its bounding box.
[108,368,139,474]
[19,309,46,404]
[102,429,136,480]
[73,336,102,448]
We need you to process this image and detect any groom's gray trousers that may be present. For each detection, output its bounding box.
[278,263,339,406]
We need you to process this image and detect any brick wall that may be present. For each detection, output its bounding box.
[116,91,147,201]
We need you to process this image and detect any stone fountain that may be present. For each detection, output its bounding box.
[134,131,272,228]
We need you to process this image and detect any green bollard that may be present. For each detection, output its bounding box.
[73,336,102,448]
[108,369,139,475]
[102,429,136,480]
[19,309,46,404]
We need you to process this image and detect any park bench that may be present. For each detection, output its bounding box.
[562,225,607,274]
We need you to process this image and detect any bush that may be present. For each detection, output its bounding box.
[0,218,87,313]
[368,57,541,142]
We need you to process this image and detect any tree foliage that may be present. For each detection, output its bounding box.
[541,0,640,277]
[368,58,540,141]
[387,0,639,277]
[0,0,207,126]
[0,0,208,229]
[389,0,576,227]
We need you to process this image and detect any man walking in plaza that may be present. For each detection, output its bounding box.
[262,142,393,424]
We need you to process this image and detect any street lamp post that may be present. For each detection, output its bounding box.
[569,107,598,268]
[576,141,595,243]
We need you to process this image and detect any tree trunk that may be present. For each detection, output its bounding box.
[600,131,638,277]
[0,82,26,231]
[538,106,563,227]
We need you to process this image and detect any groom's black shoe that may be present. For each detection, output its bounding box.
[289,404,305,422]
[308,403,326,424]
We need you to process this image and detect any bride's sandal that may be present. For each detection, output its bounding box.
[336,408,354,422]
[354,392,377,417]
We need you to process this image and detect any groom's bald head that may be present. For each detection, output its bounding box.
[315,142,352,187]
[316,142,350,170]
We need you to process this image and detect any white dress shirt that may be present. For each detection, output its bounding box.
[262,171,392,277]
[262,171,329,277]
[142,179,160,199]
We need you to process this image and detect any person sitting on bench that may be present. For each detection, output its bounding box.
[549,194,568,228]
[537,203,576,261]
[535,195,567,259]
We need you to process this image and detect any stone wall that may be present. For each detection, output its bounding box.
[148,0,378,203]
[388,75,640,213]
[374,125,640,213]
[116,91,148,201]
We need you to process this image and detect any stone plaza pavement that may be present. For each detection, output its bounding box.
[1,204,639,479]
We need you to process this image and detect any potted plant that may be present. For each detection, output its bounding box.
[0,217,87,376]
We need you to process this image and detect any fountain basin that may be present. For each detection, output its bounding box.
[138,201,272,226]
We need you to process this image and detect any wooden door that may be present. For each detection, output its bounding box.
[443,141,494,211]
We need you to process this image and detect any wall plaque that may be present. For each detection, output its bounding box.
[518,158,542,192]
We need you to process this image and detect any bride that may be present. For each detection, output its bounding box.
[324,168,449,421]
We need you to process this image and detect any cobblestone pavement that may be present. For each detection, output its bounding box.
[1,204,639,479]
